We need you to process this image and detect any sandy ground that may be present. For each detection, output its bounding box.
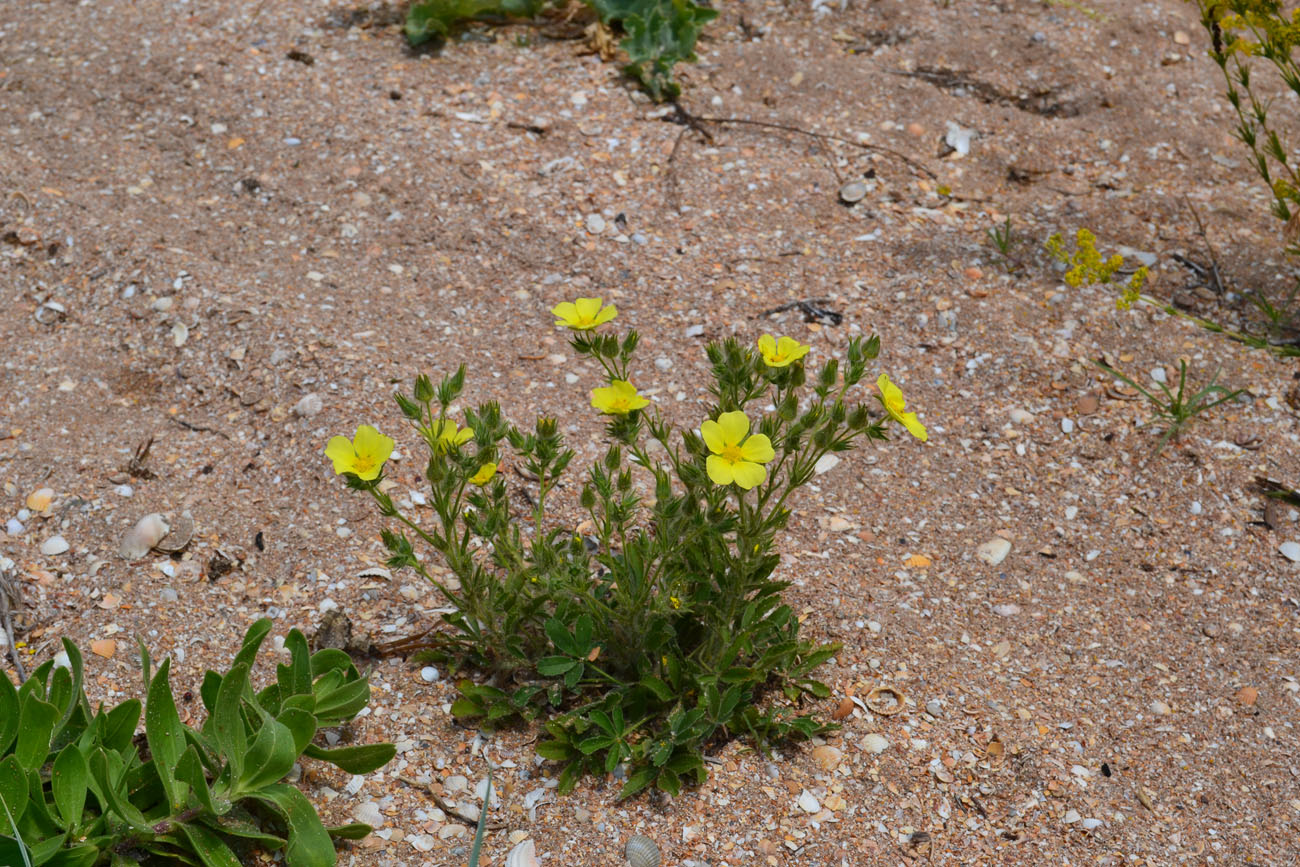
[2,0,1299,863]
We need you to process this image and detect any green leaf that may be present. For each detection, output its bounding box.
[618,765,657,800]
[449,697,484,720]
[0,673,19,755]
[325,823,372,840]
[302,743,396,775]
[312,678,370,725]
[536,656,577,677]
[45,844,100,867]
[232,619,274,674]
[563,661,584,691]
[576,735,615,755]
[51,744,88,832]
[543,618,577,656]
[573,614,593,652]
[0,837,26,867]
[174,821,243,867]
[244,784,336,867]
[176,745,217,815]
[276,630,313,703]
[0,756,29,827]
[25,831,67,865]
[146,658,188,810]
[87,749,151,832]
[638,675,674,702]
[15,695,59,771]
[102,699,140,753]
[656,766,682,796]
[307,649,353,679]
[534,740,576,762]
[237,710,297,793]
[212,663,250,782]
[277,708,317,757]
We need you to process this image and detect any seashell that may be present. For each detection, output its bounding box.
[119,513,170,561]
[154,511,194,553]
[624,835,661,867]
[26,487,54,513]
[505,839,539,867]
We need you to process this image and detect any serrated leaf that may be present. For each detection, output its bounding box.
[536,656,577,677]
[302,743,395,775]
[618,765,657,800]
[51,744,88,832]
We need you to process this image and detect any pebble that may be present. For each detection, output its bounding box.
[866,620,882,634]
[976,537,1011,566]
[796,790,820,814]
[1150,700,1171,715]
[1279,541,1300,562]
[1150,367,1167,384]
[992,603,1020,616]
[444,775,468,795]
[5,518,23,535]
[925,700,942,718]
[1008,408,1034,425]
[861,733,890,754]
[585,214,606,234]
[160,588,179,603]
[41,535,69,556]
[421,666,440,683]
[811,745,842,771]
[684,324,704,338]
[1064,506,1078,520]
[1063,809,1081,824]
[114,484,134,497]
[1080,818,1104,832]
[292,392,323,418]
[838,180,868,204]
[1060,418,1075,434]
[655,356,673,371]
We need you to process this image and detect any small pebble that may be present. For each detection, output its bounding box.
[1064,505,1078,520]
[861,733,890,754]
[41,535,70,556]
[160,588,179,603]
[585,214,606,234]
[1190,501,1202,515]
[1279,541,1300,562]
[114,484,134,497]
[444,775,468,795]
[925,700,942,717]
[1080,818,1104,832]
[1060,418,1075,434]
[814,454,840,475]
[1063,809,1081,824]
[796,790,820,814]
[684,324,704,338]
[866,620,882,634]
[992,603,1020,616]
[421,666,440,683]
[1009,408,1034,425]
[838,180,868,204]
[5,518,23,535]
[1150,367,1167,384]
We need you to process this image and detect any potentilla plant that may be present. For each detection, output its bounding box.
[328,298,928,797]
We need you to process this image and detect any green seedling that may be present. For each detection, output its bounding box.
[1093,359,1245,454]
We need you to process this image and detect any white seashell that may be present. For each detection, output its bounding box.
[119,513,170,561]
[154,511,194,553]
[505,839,539,867]
[624,835,661,867]
[40,535,70,556]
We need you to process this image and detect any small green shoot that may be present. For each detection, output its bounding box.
[466,767,491,866]
[986,215,1022,273]
[1092,359,1245,454]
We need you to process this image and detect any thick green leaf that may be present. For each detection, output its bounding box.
[236,710,296,793]
[302,743,395,775]
[174,822,243,867]
[277,708,316,757]
[15,695,59,771]
[44,843,99,867]
[543,618,577,656]
[51,744,88,832]
[199,671,222,716]
[146,658,188,810]
[534,739,575,762]
[0,837,26,867]
[87,749,150,832]
[0,756,28,826]
[176,746,217,815]
[198,813,284,847]
[307,649,352,679]
[25,831,66,865]
[231,619,274,674]
[211,664,250,782]
[102,700,140,754]
[0,674,19,755]
[245,784,335,867]
[311,678,369,725]
[637,675,674,702]
[449,697,483,719]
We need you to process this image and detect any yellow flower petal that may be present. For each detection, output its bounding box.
[757,333,777,359]
[706,454,735,485]
[716,410,750,445]
[739,433,774,463]
[469,462,498,485]
[592,303,618,327]
[591,380,648,415]
[325,436,356,475]
[354,425,395,465]
[730,460,767,490]
[700,419,725,453]
[575,297,603,321]
[551,301,578,327]
[900,412,929,442]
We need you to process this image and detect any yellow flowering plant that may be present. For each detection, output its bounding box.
[333,299,928,799]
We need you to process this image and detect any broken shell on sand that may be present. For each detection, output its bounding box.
[119,513,170,561]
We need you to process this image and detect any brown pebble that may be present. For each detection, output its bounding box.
[906,122,926,137]
[1076,393,1100,415]
[963,266,983,281]
[1236,685,1259,706]
[90,639,117,658]
[831,696,854,721]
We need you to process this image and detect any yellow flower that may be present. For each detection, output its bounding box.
[325,425,394,481]
[591,380,649,415]
[876,374,928,442]
[701,411,775,490]
[469,463,497,486]
[669,596,681,610]
[426,419,473,452]
[756,334,810,368]
[552,297,617,331]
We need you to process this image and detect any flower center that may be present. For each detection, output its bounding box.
[721,443,745,463]
[610,396,629,412]
[885,395,905,415]
[353,454,375,473]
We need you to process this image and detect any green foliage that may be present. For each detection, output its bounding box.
[1092,358,1245,454]
[986,215,1022,273]
[1195,0,1300,226]
[346,321,918,798]
[0,621,394,866]
[403,0,716,101]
